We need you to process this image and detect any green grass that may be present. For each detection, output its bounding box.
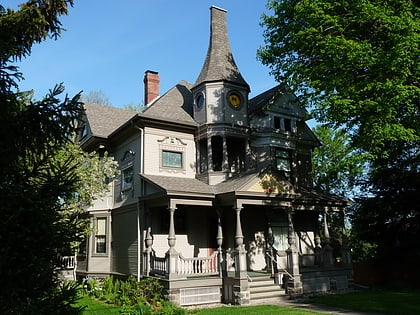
[75,296,121,315]
[75,290,420,315]
[190,305,324,315]
[311,289,420,315]
[75,297,327,315]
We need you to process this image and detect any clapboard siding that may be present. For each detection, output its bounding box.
[111,205,139,276]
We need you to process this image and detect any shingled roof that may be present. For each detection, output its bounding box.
[83,102,137,138]
[140,81,197,127]
[193,6,249,90]
[141,174,215,196]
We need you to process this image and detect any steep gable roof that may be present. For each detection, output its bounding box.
[141,81,197,127]
[83,102,137,138]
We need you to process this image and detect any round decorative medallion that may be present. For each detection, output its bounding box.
[227,91,242,108]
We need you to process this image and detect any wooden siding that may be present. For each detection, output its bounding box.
[111,205,139,276]
[143,127,196,178]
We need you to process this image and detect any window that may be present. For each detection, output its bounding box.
[195,92,205,109]
[95,217,107,254]
[81,125,88,138]
[274,117,281,130]
[272,222,289,251]
[121,167,134,191]
[284,119,292,132]
[162,150,182,168]
[275,148,291,180]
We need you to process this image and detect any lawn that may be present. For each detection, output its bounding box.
[76,297,326,315]
[75,289,420,315]
[311,289,420,315]
[189,305,324,315]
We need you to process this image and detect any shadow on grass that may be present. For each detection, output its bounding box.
[310,289,420,315]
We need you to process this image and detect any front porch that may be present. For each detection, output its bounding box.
[139,172,352,306]
[141,205,352,306]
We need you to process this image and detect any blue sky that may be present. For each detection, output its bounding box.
[5,1,278,108]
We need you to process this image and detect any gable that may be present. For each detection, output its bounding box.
[214,169,295,195]
[246,173,295,195]
[249,84,306,120]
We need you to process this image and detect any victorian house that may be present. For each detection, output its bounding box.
[75,6,352,306]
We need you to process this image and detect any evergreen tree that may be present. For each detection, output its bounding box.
[0,2,117,313]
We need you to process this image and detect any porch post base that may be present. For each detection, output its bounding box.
[233,279,250,305]
[234,249,248,279]
[287,274,303,297]
[165,288,181,306]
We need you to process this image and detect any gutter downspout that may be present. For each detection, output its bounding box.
[135,126,144,281]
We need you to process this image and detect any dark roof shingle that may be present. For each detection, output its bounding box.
[141,174,214,195]
[140,81,197,126]
[84,102,137,138]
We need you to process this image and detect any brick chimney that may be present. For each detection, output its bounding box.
[143,70,160,105]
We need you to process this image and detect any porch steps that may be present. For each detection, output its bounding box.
[248,274,285,302]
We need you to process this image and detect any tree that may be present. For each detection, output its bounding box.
[258,0,419,159]
[124,101,145,112]
[81,90,112,106]
[258,0,419,267]
[350,142,420,262]
[311,125,366,197]
[0,2,117,313]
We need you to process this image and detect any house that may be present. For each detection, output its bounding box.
[76,6,352,306]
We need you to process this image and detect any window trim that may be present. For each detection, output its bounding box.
[121,166,134,191]
[275,148,292,180]
[94,217,107,255]
[161,150,184,169]
[272,222,289,252]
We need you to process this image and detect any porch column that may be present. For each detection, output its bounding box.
[285,210,303,295]
[314,232,323,267]
[166,207,179,280]
[222,135,229,172]
[233,206,249,305]
[341,210,352,266]
[322,209,334,267]
[216,217,224,278]
[234,207,247,276]
[143,226,153,276]
[207,137,213,171]
[266,222,275,277]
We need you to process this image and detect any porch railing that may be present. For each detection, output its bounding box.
[59,255,76,269]
[177,252,219,276]
[150,254,167,275]
[146,251,220,278]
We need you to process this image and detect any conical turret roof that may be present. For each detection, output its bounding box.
[193,6,250,91]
